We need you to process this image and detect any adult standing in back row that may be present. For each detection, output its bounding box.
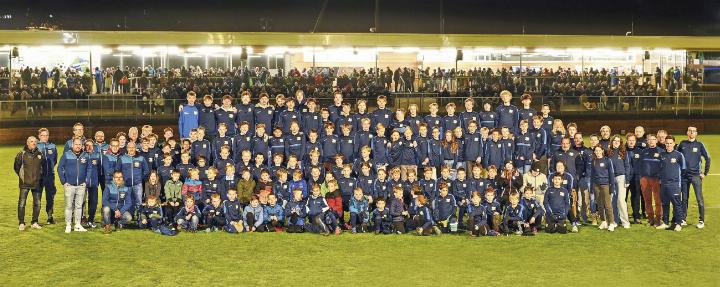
[15,136,44,231]
[178,91,199,139]
[677,126,710,229]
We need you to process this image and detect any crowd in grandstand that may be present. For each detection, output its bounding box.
[0,64,702,116]
[14,89,709,237]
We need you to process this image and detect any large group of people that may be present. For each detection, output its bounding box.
[14,88,710,237]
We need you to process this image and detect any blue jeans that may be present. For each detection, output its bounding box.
[681,175,704,222]
[129,184,143,215]
[178,216,199,230]
[102,207,132,225]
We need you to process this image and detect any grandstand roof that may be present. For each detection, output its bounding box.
[1,30,719,50]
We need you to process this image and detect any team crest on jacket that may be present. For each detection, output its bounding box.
[599,163,605,167]
[92,160,97,165]
[37,154,42,159]
[671,158,677,163]
[48,150,53,154]
[80,158,87,163]
[525,137,529,141]
[693,147,698,152]
[509,110,513,113]
[560,192,565,196]
[635,154,640,159]
[134,162,140,167]
[229,114,233,118]
[654,153,659,157]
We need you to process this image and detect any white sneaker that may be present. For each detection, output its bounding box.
[74,224,87,232]
[680,220,687,226]
[674,224,682,232]
[622,223,631,229]
[656,223,669,230]
[65,225,72,233]
[571,225,579,233]
[18,224,25,231]
[31,223,42,229]
[697,221,705,229]
[598,221,608,230]
[608,224,616,232]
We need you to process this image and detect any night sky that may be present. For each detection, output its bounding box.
[0,0,717,36]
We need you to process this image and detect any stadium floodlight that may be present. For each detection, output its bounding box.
[533,48,567,56]
[188,46,226,55]
[117,45,140,52]
[395,47,420,53]
[506,47,527,53]
[652,48,672,54]
[417,48,456,62]
[264,46,289,55]
[62,32,78,44]
[473,47,494,54]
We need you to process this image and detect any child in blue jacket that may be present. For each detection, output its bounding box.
[413,195,440,236]
[175,195,201,232]
[520,187,545,235]
[223,189,244,233]
[243,195,265,232]
[467,191,489,237]
[545,173,571,234]
[284,189,307,233]
[203,194,226,232]
[349,188,370,234]
[372,197,393,234]
[261,194,285,232]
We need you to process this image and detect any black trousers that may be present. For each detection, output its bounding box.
[18,188,42,225]
[629,177,642,220]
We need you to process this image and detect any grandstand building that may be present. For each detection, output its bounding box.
[0,30,718,142]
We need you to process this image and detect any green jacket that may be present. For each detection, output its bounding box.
[164,180,183,203]
[236,179,256,205]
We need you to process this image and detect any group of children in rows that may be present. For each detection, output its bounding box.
[29,88,708,237]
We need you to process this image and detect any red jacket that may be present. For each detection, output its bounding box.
[326,191,343,217]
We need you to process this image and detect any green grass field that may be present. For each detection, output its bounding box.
[1,137,719,287]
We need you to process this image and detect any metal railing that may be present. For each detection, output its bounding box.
[0,92,717,123]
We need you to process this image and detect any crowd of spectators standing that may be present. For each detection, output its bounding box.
[0,64,703,116]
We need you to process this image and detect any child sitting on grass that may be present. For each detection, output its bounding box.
[467,191,489,237]
[348,188,370,234]
[243,195,265,232]
[175,195,201,233]
[284,189,307,233]
[203,194,226,232]
[223,189,244,233]
[372,197,393,234]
